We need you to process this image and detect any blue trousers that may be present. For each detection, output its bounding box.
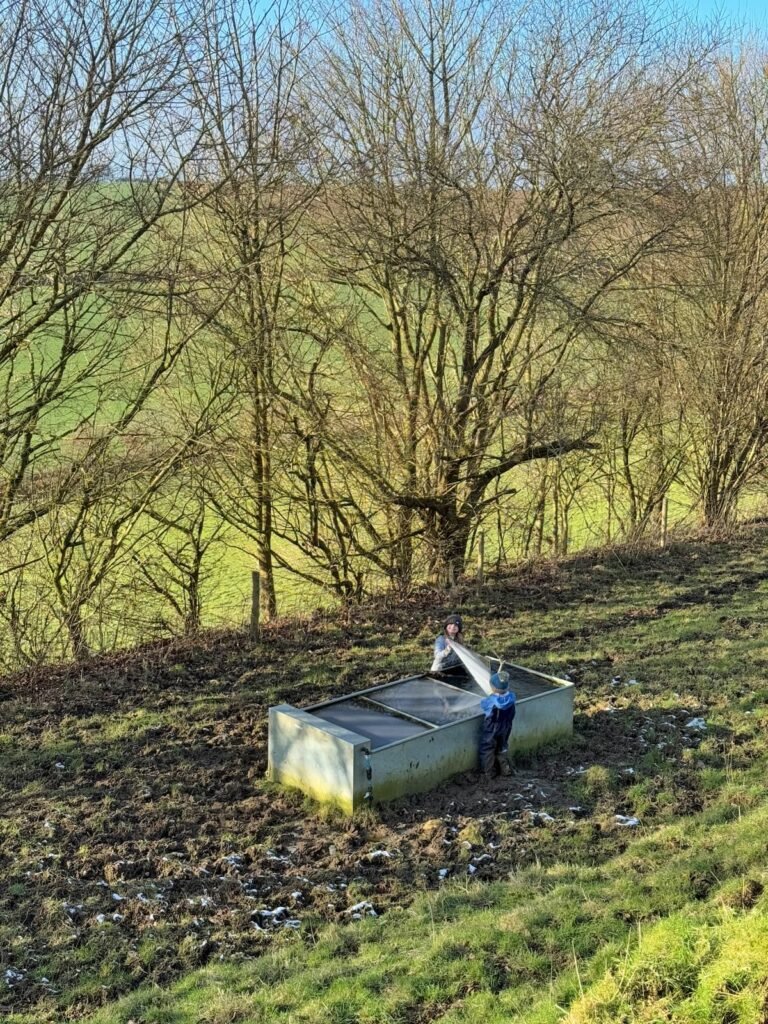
[479,707,515,773]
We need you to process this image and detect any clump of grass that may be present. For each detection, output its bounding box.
[457,822,484,848]
[572,765,617,807]
[197,990,254,1024]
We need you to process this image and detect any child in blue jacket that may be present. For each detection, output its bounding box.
[479,670,516,776]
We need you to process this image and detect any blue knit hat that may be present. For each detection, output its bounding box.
[490,670,510,692]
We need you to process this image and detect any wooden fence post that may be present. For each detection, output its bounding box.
[477,532,485,586]
[660,495,669,548]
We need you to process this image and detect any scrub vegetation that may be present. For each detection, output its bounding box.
[2,523,768,1022]
[4,0,768,669]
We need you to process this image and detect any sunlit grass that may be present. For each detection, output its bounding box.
[79,799,768,1024]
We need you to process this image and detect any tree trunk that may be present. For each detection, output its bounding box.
[250,377,278,621]
[426,512,471,588]
[66,605,91,662]
[701,478,737,529]
[185,567,201,634]
[257,539,277,620]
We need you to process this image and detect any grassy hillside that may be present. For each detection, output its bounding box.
[1,525,767,1023]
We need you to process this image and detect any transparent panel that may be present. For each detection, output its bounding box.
[497,663,562,699]
[450,641,493,693]
[310,699,432,749]
[370,677,483,726]
[449,643,565,699]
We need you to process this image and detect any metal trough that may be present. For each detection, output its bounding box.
[268,655,574,813]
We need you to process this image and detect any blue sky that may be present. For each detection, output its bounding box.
[686,0,768,30]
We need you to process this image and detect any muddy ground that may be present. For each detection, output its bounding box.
[1,533,746,1020]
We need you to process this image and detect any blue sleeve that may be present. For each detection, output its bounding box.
[434,635,447,656]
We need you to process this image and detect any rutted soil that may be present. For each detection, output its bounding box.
[1,531,756,1020]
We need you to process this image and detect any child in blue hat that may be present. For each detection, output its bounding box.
[479,670,516,776]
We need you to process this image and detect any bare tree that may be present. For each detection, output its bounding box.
[0,0,212,547]
[304,0,706,585]
[180,0,321,619]
[28,279,235,660]
[35,410,230,661]
[129,467,229,635]
[591,328,687,542]
[0,536,56,669]
[656,55,768,526]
